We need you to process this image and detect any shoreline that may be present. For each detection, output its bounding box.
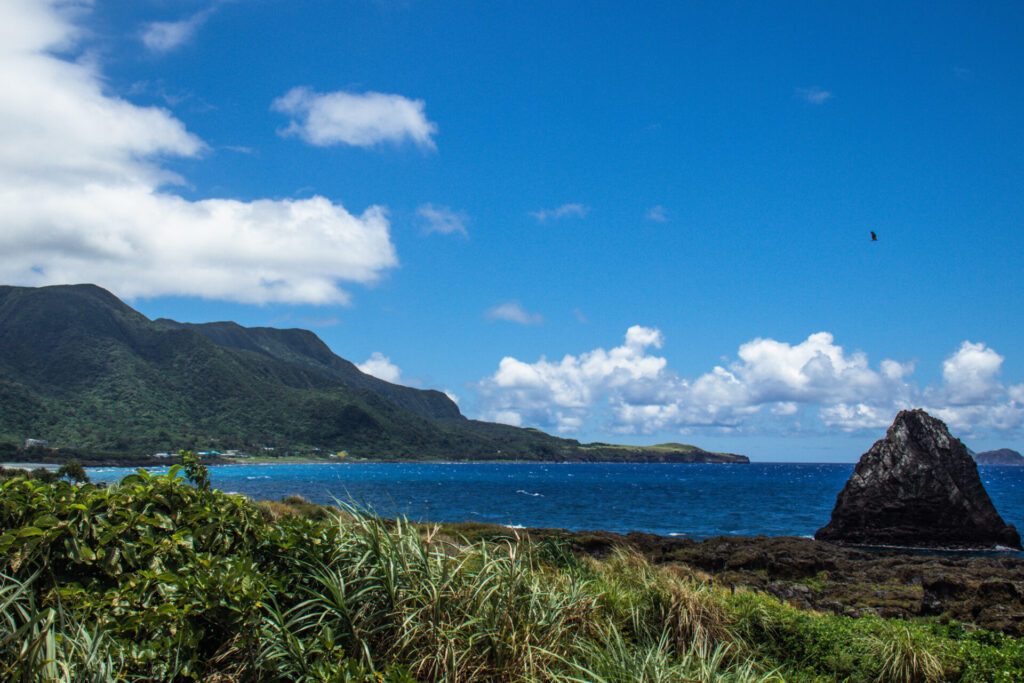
[7,457,829,468]
[483,524,1024,636]
[6,458,1022,636]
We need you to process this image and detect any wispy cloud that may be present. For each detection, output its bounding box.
[272,87,437,149]
[796,86,833,105]
[418,203,468,236]
[0,1,398,305]
[953,66,973,81]
[530,203,589,222]
[645,205,668,222]
[141,8,214,53]
[485,301,543,325]
[269,313,341,328]
[127,80,199,107]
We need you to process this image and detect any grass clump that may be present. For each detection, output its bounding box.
[256,513,775,682]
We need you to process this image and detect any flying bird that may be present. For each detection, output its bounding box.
[870,231,878,241]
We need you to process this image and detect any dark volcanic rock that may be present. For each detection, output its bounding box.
[445,523,1024,635]
[815,409,1022,549]
[535,529,1024,635]
[974,448,1024,466]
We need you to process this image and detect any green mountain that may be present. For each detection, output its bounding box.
[0,284,747,463]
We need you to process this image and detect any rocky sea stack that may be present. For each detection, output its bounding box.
[815,409,1022,550]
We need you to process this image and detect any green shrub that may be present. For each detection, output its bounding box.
[1,469,1020,681]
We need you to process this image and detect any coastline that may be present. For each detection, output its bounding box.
[2,455,753,468]
[12,458,1022,637]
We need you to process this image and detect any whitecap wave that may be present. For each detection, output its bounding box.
[515,489,543,497]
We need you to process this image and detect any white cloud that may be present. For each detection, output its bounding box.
[797,87,833,104]
[357,352,403,384]
[418,203,468,236]
[940,341,1004,404]
[478,326,668,432]
[645,205,668,222]
[485,301,543,325]
[491,410,524,427]
[141,9,212,53]
[0,0,398,305]
[819,403,895,431]
[530,204,589,222]
[771,402,799,416]
[476,329,1024,439]
[272,87,437,149]
[921,342,1022,435]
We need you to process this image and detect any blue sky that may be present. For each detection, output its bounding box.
[2,0,1022,461]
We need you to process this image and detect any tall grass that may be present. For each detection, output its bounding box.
[256,507,778,682]
[875,627,944,683]
[0,572,126,682]
[3,471,1020,681]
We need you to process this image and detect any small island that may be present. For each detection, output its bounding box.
[974,448,1024,466]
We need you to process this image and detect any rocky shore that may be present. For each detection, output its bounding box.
[498,527,1024,636]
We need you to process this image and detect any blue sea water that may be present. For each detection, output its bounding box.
[84,462,1024,543]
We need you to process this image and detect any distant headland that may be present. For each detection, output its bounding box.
[0,284,747,465]
[974,448,1024,466]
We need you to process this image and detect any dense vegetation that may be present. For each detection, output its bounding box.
[1,461,1020,681]
[0,284,744,463]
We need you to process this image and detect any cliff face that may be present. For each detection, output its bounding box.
[815,409,1021,549]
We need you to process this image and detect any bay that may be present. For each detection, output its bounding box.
[86,462,1024,543]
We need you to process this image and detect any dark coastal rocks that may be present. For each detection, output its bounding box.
[455,524,1024,635]
[552,530,1024,635]
[815,409,1022,550]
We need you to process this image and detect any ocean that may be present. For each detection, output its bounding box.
[84,462,1024,543]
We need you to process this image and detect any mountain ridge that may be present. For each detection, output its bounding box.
[973,448,1024,466]
[0,284,747,463]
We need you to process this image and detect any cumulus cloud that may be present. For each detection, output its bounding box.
[530,204,589,222]
[940,341,1004,404]
[141,9,213,53]
[357,352,403,384]
[485,301,543,325]
[0,0,397,305]
[478,326,668,432]
[272,87,437,149]
[418,203,468,236]
[924,342,1023,435]
[477,329,1024,438]
[797,86,833,104]
[645,205,668,222]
